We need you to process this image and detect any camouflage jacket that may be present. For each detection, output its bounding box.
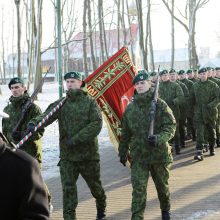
[119,91,176,164]
[180,78,194,91]
[158,81,184,119]
[30,89,102,162]
[2,93,43,163]
[189,79,220,123]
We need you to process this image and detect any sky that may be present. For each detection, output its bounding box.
[0,0,220,59]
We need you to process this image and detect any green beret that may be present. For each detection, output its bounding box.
[169,69,176,74]
[159,69,168,76]
[8,77,24,89]
[64,71,83,81]
[198,68,207,74]
[178,70,185,75]
[206,67,211,71]
[193,69,198,72]
[132,71,149,85]
[150,71,157,77]
[215,67,220,71]
[186,69,192,74]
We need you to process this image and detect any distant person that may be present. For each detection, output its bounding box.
[0,110,49,220]
[2,77,52,212]
[26,71,107,220]
[119,71,176,220]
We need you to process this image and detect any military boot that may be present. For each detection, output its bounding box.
[96,209,106,220]
[174,144,181,155]
[162,211,171,220]
[194,150,203,161]
[216,139,220,148]
[209,145,216,156]
[203,144,209,153]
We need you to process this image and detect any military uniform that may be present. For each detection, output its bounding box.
[158,70,184,154]
[0,133,49,220]
[2,92,44,164]
[180,71,196,140]
[189,68,220,160]
[176,79,189,148]
[119,85,176,220]
[29,72,106,220]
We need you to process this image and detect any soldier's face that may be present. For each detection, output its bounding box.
[66,78,82,90]
[199,72,208,81]
[179,74,186,80]
[212,70,216,77]
[135,80,151,94]
[216,70,220,77]
[188,73,194,79]
[10,83,26,97]
[207,70,212,78]
[169,73,176,82]
[161,74,169,82]
[151,76,157,82]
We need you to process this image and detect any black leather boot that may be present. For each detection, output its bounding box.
[174,144,181,155]
[209,145,216,156]
[162,210,171,220]
[96,209,106,220]
[194,150,203,161]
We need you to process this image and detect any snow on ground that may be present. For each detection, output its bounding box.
[0,82,111,180]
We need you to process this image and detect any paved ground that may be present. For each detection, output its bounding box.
[47,141,220,220]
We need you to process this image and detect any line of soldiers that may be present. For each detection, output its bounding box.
[149,67,220,161]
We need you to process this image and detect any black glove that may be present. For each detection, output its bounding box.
[26,123,36,135]
[12,131,23,142]
[65,137,76,147]
[120,156,127,167]
[148,135,157,147]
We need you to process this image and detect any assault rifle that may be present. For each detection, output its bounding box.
[12,67,51,133]
[148,66,160,136]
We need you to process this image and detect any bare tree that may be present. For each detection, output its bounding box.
[14,0,22,78]
[1,6,6,84]
[171,0,175,69]
[83,0,88,76]
[136,0,148,69]
[98,0,105,63]
[162,0,210,69]
[88,0,97,70]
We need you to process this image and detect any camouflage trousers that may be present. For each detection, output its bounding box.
[59,160,106,220]
[195,120,216,149]
[131,162,171,220]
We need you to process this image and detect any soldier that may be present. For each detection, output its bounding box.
[179,70,196,140]
[215,67,220,78]
[206,67,220,148]
[159,69,184,154]
[149,71,157,88]
[119,71,176,220]
[188,69,199,83]
[26,71,107,220]
[189,68,220,161]
[2,77,52,213]
[0,110,49,220]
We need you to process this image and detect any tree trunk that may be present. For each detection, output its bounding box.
[83,0,88,76]
[33,0,43,92]
[15,0,22,78]
[171,0,175,69]
[117,0,121,50]
[1,7,6,84]
[98,0,105,63]
[126,0,136,65]
[136,0,148,69]
[88,0,97,70]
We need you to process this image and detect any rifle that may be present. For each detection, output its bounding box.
[148,66,160,136]
[12,67,51,133]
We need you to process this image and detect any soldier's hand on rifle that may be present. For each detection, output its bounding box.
[119,156,127,167]
[12,131,24,142]
[65,137,76,147]
[148,135,157,147]
[26,123,36,135]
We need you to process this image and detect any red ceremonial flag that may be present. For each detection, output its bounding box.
[85,47,137,148]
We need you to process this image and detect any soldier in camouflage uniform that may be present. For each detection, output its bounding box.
[1,77,53,213]
[189,68,220,161]
[215,67,220,79]
[149,71,157,88]
[119,71,176,220]
[169,69,189,148]
[27,71,106,220]
[158,69,184,154]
